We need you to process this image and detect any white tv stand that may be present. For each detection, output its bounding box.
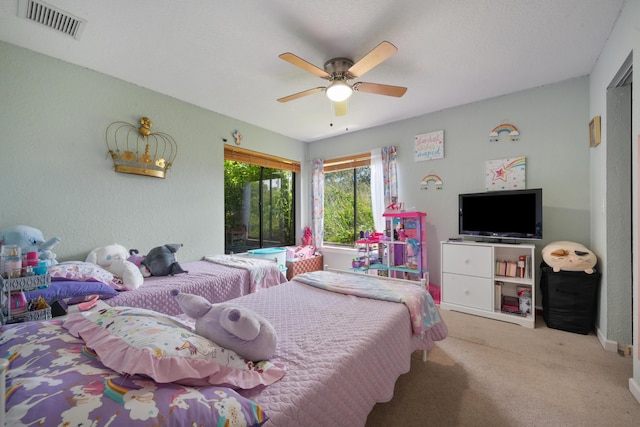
[440,240,536,328]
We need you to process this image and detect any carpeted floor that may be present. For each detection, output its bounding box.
[366,309,640,427]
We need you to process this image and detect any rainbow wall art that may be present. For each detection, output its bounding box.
[489,123,520,142]
[420,174,443,190]
[485,157,526,191]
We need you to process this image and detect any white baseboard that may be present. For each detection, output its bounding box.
[629,378,640,404]
[596,325,618,352]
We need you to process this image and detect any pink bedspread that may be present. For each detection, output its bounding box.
[204,255,287,293]
[293,270,447,340]
[104,260,286,316]
[234,279,448,426]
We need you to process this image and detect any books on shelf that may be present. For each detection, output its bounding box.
[495,255,532,279]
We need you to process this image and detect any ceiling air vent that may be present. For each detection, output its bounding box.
[18,0,86,40]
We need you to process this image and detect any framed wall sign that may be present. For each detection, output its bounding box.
[485,157,526,191]
[415,130,444,161]
[589,116,601,147]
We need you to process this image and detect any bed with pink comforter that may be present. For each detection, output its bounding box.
[1,269,446,426]
[104,257,287,316]
[237,270,447,426]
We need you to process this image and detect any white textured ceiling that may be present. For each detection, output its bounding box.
[0,0,625,142]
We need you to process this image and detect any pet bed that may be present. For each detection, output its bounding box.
[1,269,447,426]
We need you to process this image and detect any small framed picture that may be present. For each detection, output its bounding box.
[589,116,601,147]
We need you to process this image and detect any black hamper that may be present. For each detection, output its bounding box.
[540,262,601,334]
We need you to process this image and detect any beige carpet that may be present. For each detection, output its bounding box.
[366,309,640,427]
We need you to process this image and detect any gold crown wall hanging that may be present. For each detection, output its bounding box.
[105,117,177,178]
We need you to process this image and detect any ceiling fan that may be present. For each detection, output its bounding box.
[277,41,407,116]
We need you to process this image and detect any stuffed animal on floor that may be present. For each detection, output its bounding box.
[0,225,60,266]
[142,243,188,276]
[542,241,597,274]
[171,289,277,361]
[86,244,144,289]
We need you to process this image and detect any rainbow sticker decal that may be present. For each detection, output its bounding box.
[420,174,443,190]
[489,123,520,142]
[485,157,525,190]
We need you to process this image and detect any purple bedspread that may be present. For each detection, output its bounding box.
[0,320,269,426]
[104,260,286,316]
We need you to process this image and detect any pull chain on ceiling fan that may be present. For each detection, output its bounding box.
[277,41,407,116]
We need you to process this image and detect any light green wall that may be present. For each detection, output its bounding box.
[0,41,306,262]
[308,77,591,295]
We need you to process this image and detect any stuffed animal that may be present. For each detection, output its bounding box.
[86,244,144,290]
[542,241,597,274]
[171,289,277,361]
[0,225,60,266]
[301,226,313,246]
[142,243,188,276]
[127,249,151,278]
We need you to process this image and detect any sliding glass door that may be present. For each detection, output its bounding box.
[224,160,295,253]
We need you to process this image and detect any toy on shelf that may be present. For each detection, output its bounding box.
[384,200,405,214]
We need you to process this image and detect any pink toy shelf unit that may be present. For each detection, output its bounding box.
[383,211,427,282]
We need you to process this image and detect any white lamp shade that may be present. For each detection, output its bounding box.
[326,80,353,102]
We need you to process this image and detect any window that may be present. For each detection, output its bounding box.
[224,146,298,254]
[323,154,375,245]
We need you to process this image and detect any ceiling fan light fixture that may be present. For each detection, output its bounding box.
[326,80,353,102]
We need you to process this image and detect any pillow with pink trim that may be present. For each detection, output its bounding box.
[49,261,124,289]
[63,306,286,388]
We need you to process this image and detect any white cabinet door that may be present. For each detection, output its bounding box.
[442,243,492,278]
[442,273,493,311]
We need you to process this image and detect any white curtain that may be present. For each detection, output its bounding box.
[311,159,324,249]
[371,146,398,234]
[371,148,385,233]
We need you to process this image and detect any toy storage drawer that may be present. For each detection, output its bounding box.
[442,273,493,311]
[442,244,492,278]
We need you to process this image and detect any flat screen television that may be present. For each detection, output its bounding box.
[458,188,542,240]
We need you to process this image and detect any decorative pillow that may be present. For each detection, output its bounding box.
[63,306,286,388]
[49,261,125,289]
[1,320,269,427]
[24,279,119,301]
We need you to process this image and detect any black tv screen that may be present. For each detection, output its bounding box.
[458,188,542,240]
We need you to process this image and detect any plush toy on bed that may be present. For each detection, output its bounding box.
[127,249,151,278]
[171,289,277,361]
[542,241,597,274]
[142,243,188,276]
[0,225,61,266]
[86,244,144,290]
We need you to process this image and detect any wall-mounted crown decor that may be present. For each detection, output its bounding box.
[105,117,177,178]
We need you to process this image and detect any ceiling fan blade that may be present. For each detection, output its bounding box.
[279,53,331,79]
[354,82,407,97]
[347,41,398,78]
[277,87,325,103]
[334,101,347,116]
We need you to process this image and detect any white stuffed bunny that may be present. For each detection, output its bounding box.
[86,244,144,290]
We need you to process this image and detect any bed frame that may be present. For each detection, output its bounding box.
[0,358,7,427]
